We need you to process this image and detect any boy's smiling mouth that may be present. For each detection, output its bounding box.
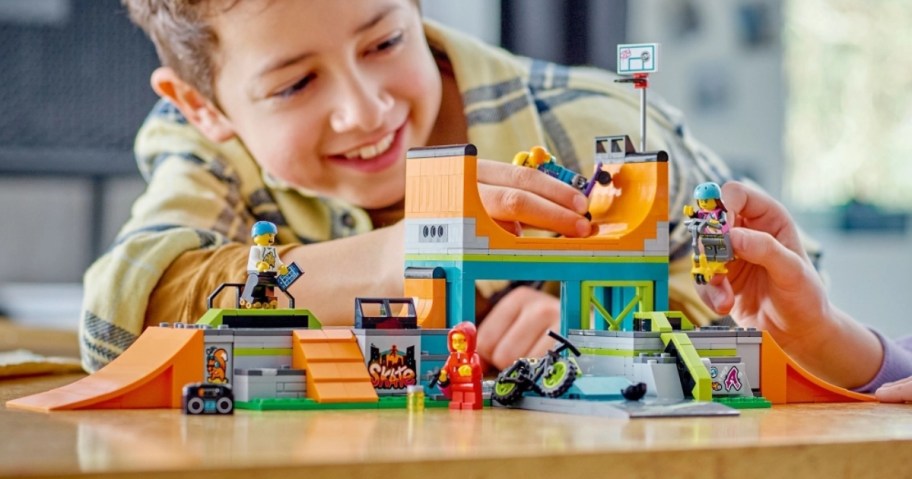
[327,124,406,174]
[341,131,395,160]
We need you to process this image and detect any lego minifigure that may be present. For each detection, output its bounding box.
[684,182,733,284]
[438,322,483,410]
[240,221,289,309]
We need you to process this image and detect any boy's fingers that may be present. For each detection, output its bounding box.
[475,288,525,364]
[875,378,912,403]
[478,184,591,238]
[491,308,560,370]
[528,331,562,361]
[729,228,805,286]
[722,181,801,246]
[722,181,786,221]
[478,160,589,215]
[477,287,559,370]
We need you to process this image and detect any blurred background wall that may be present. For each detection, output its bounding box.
[0,0,908,337]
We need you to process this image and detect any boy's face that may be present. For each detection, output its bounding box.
[209,0,441,209]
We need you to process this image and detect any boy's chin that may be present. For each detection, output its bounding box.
[351,192,405,210]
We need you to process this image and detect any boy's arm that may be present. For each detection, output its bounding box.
[80,150,246,371]
[279,223,405,326]
[143,223,404,335]
[698,181,883,389]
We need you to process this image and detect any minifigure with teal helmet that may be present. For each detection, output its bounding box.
[692,182,726,213]
[683,181,732,284]
[694,182,721,201]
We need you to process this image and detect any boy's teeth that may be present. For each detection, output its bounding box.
[343,132,395,160]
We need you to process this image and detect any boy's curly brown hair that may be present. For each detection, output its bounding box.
[123,0,422,102]
[121,0,240,101]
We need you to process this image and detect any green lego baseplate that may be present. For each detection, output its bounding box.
[235,396,491,411]
[713,396,772,409]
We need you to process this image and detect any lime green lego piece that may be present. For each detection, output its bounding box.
[406,254,668,264]
[662,332,713,401]
[579,347,663,357]
[196,309,225,327]
[581,281,654,330]
[193,308,323,328]
[694,349,738,357]
[589,298,622,331]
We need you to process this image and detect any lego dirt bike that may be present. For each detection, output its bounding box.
[492,330,582,406]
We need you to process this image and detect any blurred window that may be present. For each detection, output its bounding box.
[784,0,912,210]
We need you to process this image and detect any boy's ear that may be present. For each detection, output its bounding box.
[150,67,236,142]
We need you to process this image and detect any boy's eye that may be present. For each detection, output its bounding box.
[275,74,314,99]
[372,32,404,54]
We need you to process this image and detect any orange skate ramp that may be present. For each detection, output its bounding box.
[404,267,447,329]
[292,329,378,403]
[587,160,667,240]
[760,331,874,404]
[6,327,204,412]
[404,144,667,253]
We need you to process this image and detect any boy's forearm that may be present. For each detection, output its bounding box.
[789,305,883,390]
[283,223,404,326]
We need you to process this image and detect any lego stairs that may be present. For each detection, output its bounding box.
[760,331,875,404]
[291,329,378,403]
[6,327,203,412]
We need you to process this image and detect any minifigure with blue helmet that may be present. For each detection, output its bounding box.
[683,182,733,284]
[240,220,287,308]
[248,221,286,275]
[251,220,277,243]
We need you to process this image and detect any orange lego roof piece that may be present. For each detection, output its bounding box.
[6,327,204,412]
[760,331,874,404]
[404,147,669,254]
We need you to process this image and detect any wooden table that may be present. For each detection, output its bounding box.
[2,319,911,479]
[0,320,81,358]
[2,372,912,479]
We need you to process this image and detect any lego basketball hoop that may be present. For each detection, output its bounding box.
[616,43,660,151]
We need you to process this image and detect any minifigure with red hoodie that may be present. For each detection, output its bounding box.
[438,322,483,410]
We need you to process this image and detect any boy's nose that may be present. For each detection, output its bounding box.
[330,77,393,133]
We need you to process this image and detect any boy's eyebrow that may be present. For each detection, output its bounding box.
[352,4,400,35]
[255,4,402,80]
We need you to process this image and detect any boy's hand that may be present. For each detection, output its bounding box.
[696,181,881,388]
[875,377,912,403]
[476,159,592,238]
[475,286,561,370]
[695,182,827,346]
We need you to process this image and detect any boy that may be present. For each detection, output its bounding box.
[83,0,731,373]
